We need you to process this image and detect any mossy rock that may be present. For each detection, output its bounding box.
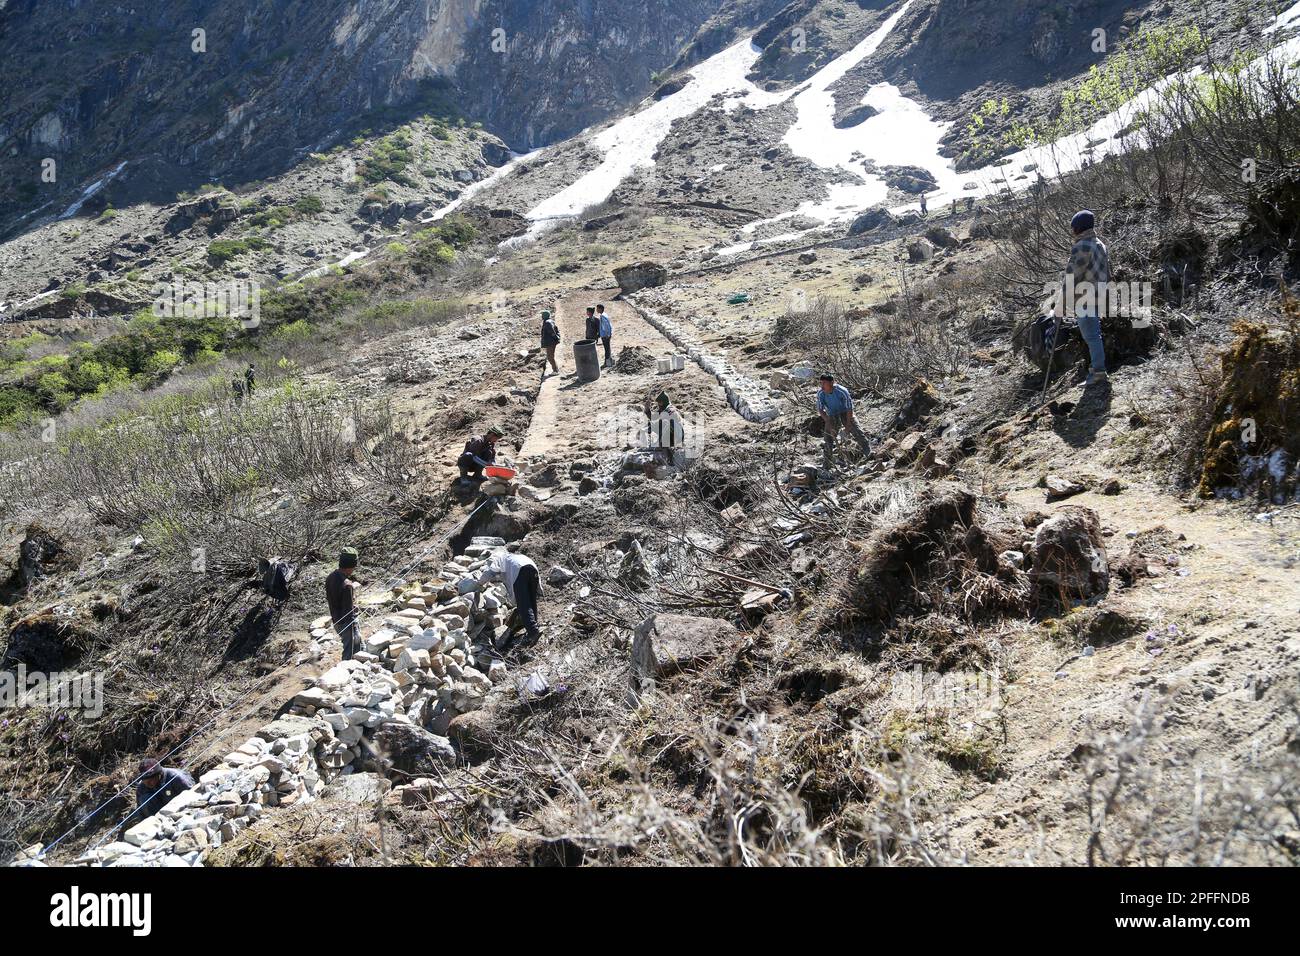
[1197,313,1300,500]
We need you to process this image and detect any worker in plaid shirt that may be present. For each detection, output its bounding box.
[1065,209,1110,385]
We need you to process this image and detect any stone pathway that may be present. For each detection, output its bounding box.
[35,540,518,867]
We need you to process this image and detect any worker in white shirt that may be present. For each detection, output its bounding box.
[472,547,543,649]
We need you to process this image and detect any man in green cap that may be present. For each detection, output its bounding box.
[540,309,560,377]
[458,427,503,483]
[325,548,360,660]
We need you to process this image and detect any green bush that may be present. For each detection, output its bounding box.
[358,131,417,186]
[207,237,270,262]
[294,194,325,216]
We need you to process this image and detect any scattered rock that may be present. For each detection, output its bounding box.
[547,566,576,586]
[1044,476,1087,501]
[612,261,668,294]
[631,613,740,681]
[1029,507,1110,602]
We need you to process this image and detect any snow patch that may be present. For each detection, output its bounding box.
[515,37,778,240]
[59,162,128,220]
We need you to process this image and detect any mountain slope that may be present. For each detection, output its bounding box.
[0,0,726,235]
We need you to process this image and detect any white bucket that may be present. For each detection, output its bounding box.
[671,354,686,371]
[657,357,673,375]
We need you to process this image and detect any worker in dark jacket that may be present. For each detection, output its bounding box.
[325,547,361,660]
[584,306,600,341]
[457,427,502,483]
[540,310,561,376]
[244,363,256,395]
[135,759,195,819]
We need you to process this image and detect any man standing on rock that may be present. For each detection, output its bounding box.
[473,547,543,650]
[597,303,614,368]
[326,547,361,661]
[1065,209,1110,387]
[585,306,601,342]
[817,373,871,470]
[457,426,502,483]
[135,758,195,819]
[540,309,561,377]
[919,192,928,217]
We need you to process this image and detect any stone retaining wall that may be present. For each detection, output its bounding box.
[626,293,781,424]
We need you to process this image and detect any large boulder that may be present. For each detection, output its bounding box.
[653,76,690,100]
[924,225,959,249]
[906,238,935,262]
[631,613,739,681]
[613,261,668,295]
[373,722,456,775]
[884,164,938,194]
[1029,507,1109,602]
[834,103,879,128]
[849,206,896,236]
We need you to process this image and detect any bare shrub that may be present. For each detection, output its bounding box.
[1070,694,1300,866]
[774,295,966,401]
[45,387,416,572]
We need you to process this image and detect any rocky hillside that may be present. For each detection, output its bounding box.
[0,0,726,235]
[2,0,1299,871]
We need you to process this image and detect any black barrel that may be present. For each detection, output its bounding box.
[573,338,601,383]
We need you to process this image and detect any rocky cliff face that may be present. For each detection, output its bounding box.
[0,0,724,232]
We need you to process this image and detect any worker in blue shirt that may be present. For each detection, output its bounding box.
[817,373,871,469]
[596,304,614,368]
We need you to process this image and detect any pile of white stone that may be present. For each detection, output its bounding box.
[37,538,515,868]
[68,713,335,868]
[291,544,511,740]
[627,294,780,424]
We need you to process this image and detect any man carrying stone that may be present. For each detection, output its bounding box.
[472,547,543,650]
[325,547,361,661]
[457,426,503,483]
[817,373,871,470]
[135,758,195,819]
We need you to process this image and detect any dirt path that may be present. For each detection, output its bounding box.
[518,290,755,464]
[950,480,1300,862]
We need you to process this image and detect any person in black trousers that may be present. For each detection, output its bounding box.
[325,547,360,660]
